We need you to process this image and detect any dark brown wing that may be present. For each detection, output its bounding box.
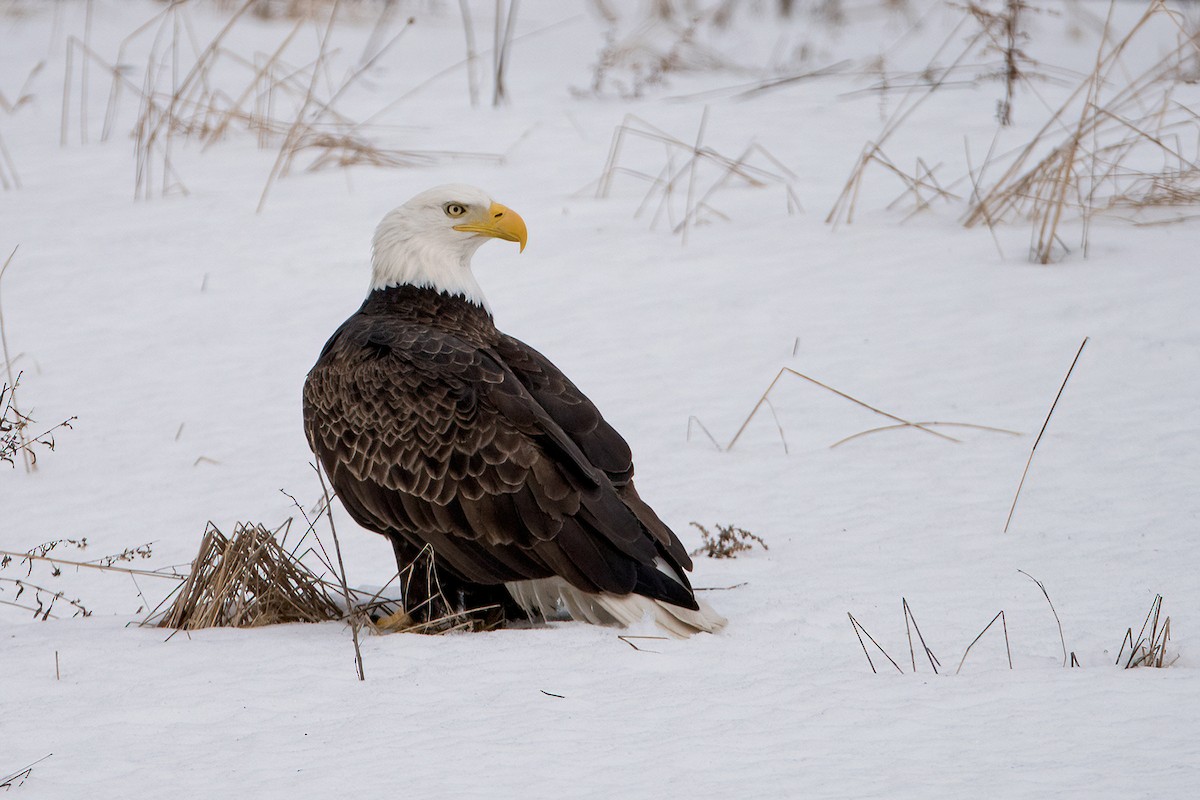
[494,334,693,572]
[303,312,695,606]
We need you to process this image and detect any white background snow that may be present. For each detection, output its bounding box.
[2,0,1199,796]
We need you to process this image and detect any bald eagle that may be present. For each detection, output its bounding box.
[303,185,725,637]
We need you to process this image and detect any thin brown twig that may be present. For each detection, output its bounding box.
[848,612,903,674]
[727,367,959,452]
[956,610,1013,674]
[313,461,364,681]
[1004,337,1089,532]
[1018,569,1068,667]
[830,421,1021,449]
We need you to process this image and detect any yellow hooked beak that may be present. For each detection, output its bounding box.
[453,202,528,252]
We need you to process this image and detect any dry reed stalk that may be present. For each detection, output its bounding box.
[314,462,365,681]
[595,112,798,239]
[955,609,1012,674]
[902,598,941,674]
[617,635,668,653]
[827,12,983,226]
[1017,569,1069,667]
[964,1,1200,261]
[685,415,722,451]
[725,366,959,453]
[848,612,903,674]
[492,0,520,107]
[1004,337,1088,533]
[458,0,481,107]
[0,754,51,791]
[830,421,1020,449]
[257,0,342,211]
[0,550,178,581]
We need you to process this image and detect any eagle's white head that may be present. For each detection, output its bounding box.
[370,184,528,308]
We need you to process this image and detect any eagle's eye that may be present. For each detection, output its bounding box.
[444,202,468,218]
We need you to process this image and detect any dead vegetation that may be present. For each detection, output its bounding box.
[688,362,1019,454]
[689,522,768,559]
[832,0,1200,262]
[146,507,497,645]
[1,374,76,470]
[965,1,1200,261]
[57,0,501,205]
[150,521,343,629]
[594,110,800,243]
[850,600,1013,675]
[1116,594,1173,669]
[582,10,735,99]
[0,575,91,620]
[851,579,1176,675]
[0,754,51,792]
[965,0,1037,126]
[1003,337,1088,533]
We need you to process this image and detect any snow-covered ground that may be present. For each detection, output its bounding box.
[3,1,1199,796]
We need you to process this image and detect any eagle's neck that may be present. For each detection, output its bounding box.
[370,217,490,310]
[361,284,498,340]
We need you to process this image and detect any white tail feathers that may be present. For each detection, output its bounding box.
[505,577,727,639]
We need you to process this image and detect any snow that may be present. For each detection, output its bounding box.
[3,0,1199,796]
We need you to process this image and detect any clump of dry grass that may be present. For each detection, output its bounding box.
[595,110,799,243]
[582,14,731,100]
[1117,594,1173,669]
[689,522,768,559]
[964,2,1200,261]
[59,1,497,205]
[826,0,1042,227]
[147,508,491,640]
[828,0,1200,259]
[151,521,343,629]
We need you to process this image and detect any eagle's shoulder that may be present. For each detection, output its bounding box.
[493,333,634,483]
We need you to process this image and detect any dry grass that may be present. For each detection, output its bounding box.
[150,521,343,629]
[1116,594,1173,669]
[0,754,51,792]
[964,1,1200,261]
[1004,337,1088,533]
[146,509,495,641]
[1,373,76,470]
[0,575,90,620]
[828,1,1200,261]
[688,522,768,559]
[720,366,984,454]
[827,8,992,226]
[955,609,1013,674]
[851,586,1179,675]
[849,599,1012,676]
[595,111,800,244]
[56,1,498,205]
[582,13,733,100]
